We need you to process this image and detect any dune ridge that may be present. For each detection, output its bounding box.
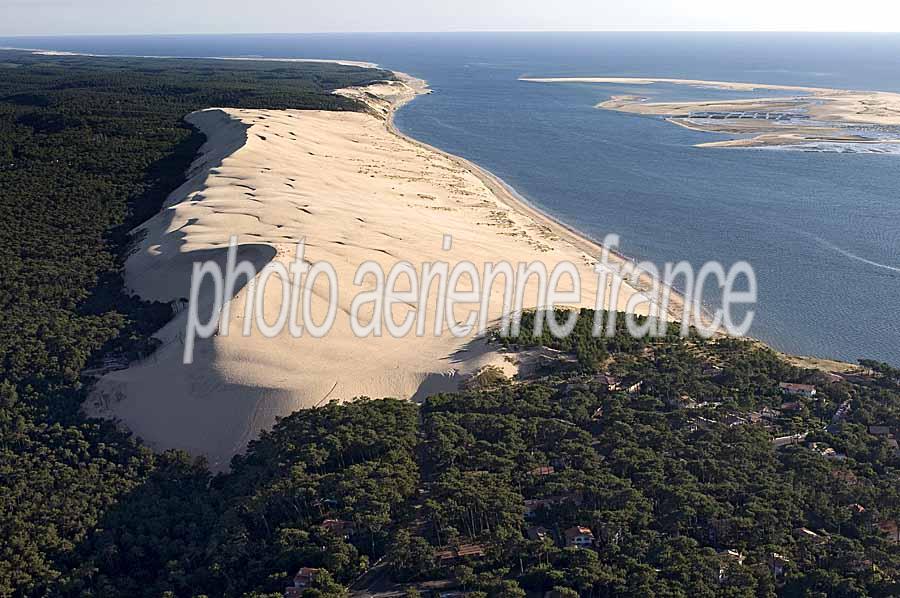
[88,71,664,469]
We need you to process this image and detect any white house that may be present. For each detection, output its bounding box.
[779,382,816,398]
[564,526,595,548]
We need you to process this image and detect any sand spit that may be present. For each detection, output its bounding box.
[0,47,379,69]
[87,73,663,469]
[521,77,900,149]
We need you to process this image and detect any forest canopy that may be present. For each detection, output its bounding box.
[0,50,898,598]
[0,50,391,596]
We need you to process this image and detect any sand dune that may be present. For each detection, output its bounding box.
[87,74,661,469]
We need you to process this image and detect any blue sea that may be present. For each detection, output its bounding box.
[4,32,899,365]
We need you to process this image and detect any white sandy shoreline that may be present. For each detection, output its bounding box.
[0,46,379,68]
[380,74,689,320]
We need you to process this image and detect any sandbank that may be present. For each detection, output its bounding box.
[521,77,900,148]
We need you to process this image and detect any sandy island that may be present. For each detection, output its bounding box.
[87,70,675,469]
[521,77,900,148]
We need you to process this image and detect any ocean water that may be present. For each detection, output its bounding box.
[3,32,898,365]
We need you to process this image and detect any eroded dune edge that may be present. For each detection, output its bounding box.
[88,71,667,469]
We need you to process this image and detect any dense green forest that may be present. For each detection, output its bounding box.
[25,316,900,598]
[0,50,391,596]
[1,50,900,597]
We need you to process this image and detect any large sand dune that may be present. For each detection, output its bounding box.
[87,75,660,469]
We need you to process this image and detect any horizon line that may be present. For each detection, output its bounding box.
[4,29,900,37]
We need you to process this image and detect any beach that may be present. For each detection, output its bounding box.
[87,70,669,469]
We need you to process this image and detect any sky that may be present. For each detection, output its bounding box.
[4,0,900,36]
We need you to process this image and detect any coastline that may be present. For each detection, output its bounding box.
[11,50,848,471]
[372,71,863,365]
[378,72,693,325]
[0,46,379,68]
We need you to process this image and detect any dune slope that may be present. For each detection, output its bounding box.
[88,78,656,469]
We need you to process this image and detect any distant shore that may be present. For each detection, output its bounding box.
[522,76,900,148]
[0,46,379,68]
